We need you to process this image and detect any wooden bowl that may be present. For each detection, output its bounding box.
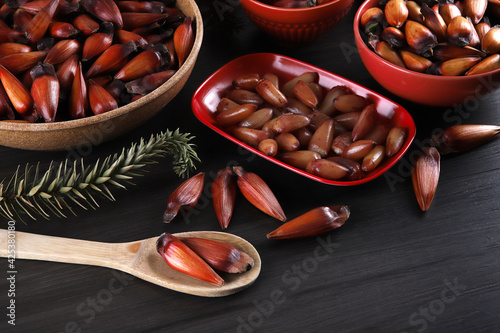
[0,0,203,151]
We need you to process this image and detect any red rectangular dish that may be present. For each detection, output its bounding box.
[191,53,416,185]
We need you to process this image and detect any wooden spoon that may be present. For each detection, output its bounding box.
[0,229,261,297]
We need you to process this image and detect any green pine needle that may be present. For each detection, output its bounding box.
[0,129,200,222]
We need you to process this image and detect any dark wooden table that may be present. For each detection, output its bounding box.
[1,1,500,332]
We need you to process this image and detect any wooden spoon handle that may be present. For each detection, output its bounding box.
[0,229,122,268]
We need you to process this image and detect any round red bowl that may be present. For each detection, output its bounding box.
[191,53,416,186]
[239,0,354,45]
[354,0,500,107]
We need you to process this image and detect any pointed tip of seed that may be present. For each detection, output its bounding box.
[162,213,175,223]
[163,204,180,223]
[212,167,236,230]
[276,213,287,222]
[156,232,170,253]
[231,251,255,273]
[266,230,278,239]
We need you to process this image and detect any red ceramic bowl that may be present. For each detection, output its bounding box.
[354,0,500,107]
[192,53,416,186]
[239,0,354,45]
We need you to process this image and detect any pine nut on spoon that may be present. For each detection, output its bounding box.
[0,229,261,297]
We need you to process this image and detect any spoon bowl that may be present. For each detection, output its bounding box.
[0,229,261,297]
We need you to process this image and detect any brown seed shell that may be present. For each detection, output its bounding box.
[0,64,34,117]
[282,71,319,98]
[0,50,49,75]
[352,104,378,141]
[361,145,385,172]
[334,112,361,130]
[283,97,314,115]
[267,205,350,239]
[439,3,462,25]
[399,49,433,73]
[360,7,384,33]
[211,167,236,230]
[385,0,408,28]
[463,0,487,24]
[228,89,264,106]
[331,131,353,155]
[411,147,440,211]
[258,138,278,157]
[385,126,407,157]
[173,17,194,67]
[217,103,257,127]
[333,94,370,113]
[25,0,60,44]
[327,156,364,180]
[431,124,500,154]
[156,233,224,286]
[275,133,300,152]
[239,107,274,129]
[73,14,100,35]
[341,140,377,161]
[179,236,254,273]
[279,150,321,170]
[272,114,311,133]
[404,20,438,55]
[318,85,352,116]
[30,63,59,123]
[163,172,205,223]
[68,62,88,119]
[82,22,114,61]
[255,78,288,108]
[481,27,500,54]
[232,73,260,91]
[233,166,286,221]
[421,3,448,43]
[87,79,118,115]
[114,48,163,81]
[292,127,313,149]
[232,127,270,147]
[293,79,318,109]
[305,159,349,180]
[216,98,239,114]
[447,16,474,47]
[466,54,500,75]
[44,39,81,65]
[308,118,335,157]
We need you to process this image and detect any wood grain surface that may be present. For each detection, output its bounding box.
[1,1,499,332]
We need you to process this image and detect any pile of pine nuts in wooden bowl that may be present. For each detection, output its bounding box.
[0,0,203,150]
